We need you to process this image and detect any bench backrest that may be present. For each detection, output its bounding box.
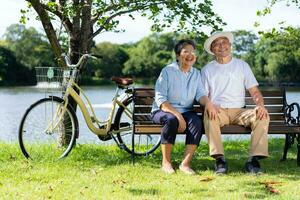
[133,88,287,125]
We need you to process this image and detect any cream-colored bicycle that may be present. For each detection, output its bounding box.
[18,54,160,160]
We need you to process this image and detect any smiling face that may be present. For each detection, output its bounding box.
[176,44,197,69]
[211,37,232,58]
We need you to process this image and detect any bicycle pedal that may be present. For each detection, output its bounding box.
[98,134,112,141]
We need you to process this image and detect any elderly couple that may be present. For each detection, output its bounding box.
[151,31,269,175]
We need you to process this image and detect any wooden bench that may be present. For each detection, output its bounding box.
[132,87,300,166]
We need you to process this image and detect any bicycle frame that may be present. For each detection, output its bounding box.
[66,80,132,136]
[45,54,134,138]
[48,75,133,137]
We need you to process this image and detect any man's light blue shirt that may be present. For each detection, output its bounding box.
[152,62,207,113]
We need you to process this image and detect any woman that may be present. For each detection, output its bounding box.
[151,39,214,175]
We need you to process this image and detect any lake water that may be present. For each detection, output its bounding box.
[0,86,299,144]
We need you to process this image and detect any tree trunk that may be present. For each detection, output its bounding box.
[67,0,94,139]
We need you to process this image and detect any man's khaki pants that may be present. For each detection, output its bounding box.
[204,108,269,157]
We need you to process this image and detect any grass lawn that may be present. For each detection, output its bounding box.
[0,138,299,199]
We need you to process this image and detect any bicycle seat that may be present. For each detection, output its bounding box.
[111,76,133,86]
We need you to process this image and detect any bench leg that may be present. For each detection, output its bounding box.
[131,126,135,165]
[281,134,294,161]
[297,134,300,167]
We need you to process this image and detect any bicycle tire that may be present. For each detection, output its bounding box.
[115,97,161,156]
[18,97,78,160]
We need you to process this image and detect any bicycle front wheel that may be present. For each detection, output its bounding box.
[18,97,78,160]
[115,97,161,156]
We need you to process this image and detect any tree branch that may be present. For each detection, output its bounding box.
[91,0,165,38]
[26,0,65,67]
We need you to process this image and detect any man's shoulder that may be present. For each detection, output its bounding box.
[232,58,249,66]
[202,60,216,72]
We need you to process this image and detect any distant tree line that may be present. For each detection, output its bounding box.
[1,24,300,86]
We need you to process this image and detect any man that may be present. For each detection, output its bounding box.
[201,31,269,174]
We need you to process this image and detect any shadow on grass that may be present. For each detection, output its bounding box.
[193,138,300,179]
[63,138,300,177]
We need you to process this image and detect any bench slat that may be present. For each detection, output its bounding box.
[246,90,284,97]
[246,106,284,113]
[245,98,284,105]
[133,115,152,121]
[134,89,155,97]
[134,106,204,113]
[134,105,285,114]
[134,97,154,105]
[269,114,285,120]
[134,106,153,113]
[133,113,285,121]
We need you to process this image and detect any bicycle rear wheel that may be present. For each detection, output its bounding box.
[18,97,78,160]
[115,97,161,156]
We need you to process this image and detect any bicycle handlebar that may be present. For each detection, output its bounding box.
[62,53,100,68]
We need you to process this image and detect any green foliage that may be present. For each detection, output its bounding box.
[23,0,225,72]
[88,42,129,79]
[254,27,300,82]
[232,30,258,56]
[89,0,225,35]
[122,32,211,78]
[0,46,34,85]
[123,33,177,78]
[4,24,56,69]
[1,24,300,85]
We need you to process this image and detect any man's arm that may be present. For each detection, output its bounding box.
[248,86,268,120]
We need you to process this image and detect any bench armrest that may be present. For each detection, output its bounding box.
[285,102,300,125]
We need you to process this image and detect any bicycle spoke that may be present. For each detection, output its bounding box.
[115,97,161,155]
[19,98,78,160]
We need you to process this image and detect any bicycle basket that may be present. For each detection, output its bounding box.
[35,67,66,90]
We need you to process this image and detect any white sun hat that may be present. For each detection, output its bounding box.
[204,31,234,55]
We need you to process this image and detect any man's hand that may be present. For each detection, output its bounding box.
[255,106,268,120]
[175,113,186,133]
[205,101,220,120]
[248,86,268,120]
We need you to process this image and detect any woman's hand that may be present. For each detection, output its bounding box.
[175,113,186,133]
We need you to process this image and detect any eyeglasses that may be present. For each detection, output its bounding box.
[211,39,230,48]
[181,50,198,56]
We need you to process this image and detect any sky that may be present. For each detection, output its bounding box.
[0,0,299,44]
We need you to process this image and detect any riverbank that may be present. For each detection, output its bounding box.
[0,138,299,199]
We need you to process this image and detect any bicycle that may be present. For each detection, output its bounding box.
[18,54,161,160]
